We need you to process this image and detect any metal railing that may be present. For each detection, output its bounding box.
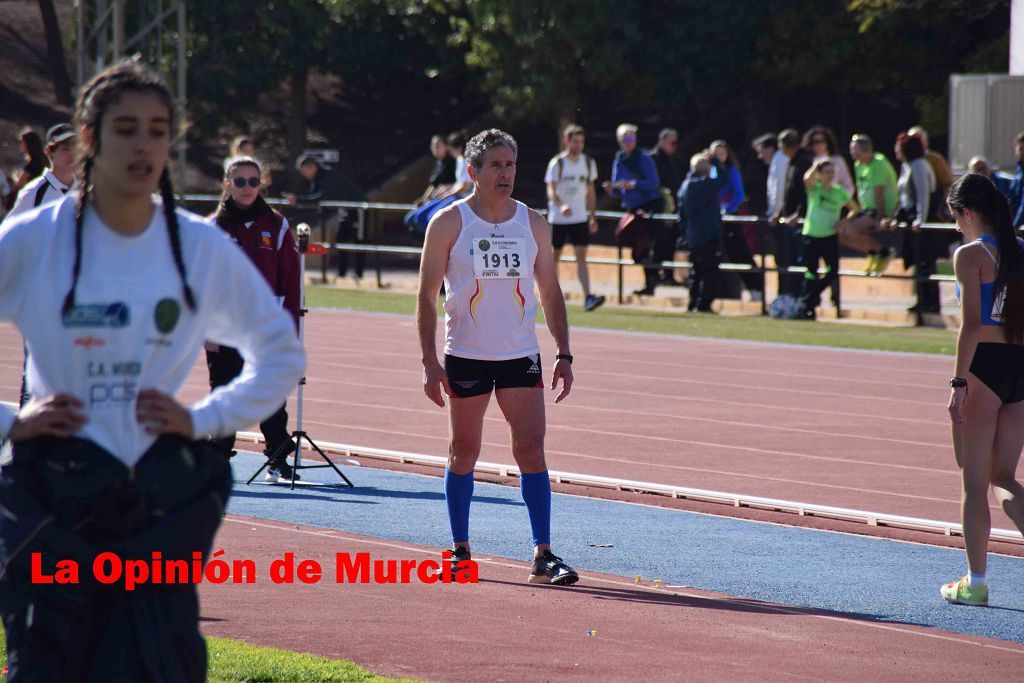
[181,194,960,325]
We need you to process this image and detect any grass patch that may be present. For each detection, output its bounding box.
[207,637,412,682]
[0,627,409,682]
[306,286,957,355]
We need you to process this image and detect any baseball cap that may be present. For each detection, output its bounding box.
[46,123,75,145]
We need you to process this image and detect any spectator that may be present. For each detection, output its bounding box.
[803,126,854,194]
[291,153,367,279]
[908,125,953,197]
[231,135,256,158]
[711,139,746,215]
[0,169,9,221]
[443,132,472,200]
[678,152,728,312]
[7,127,46,208]
[1008,132,1024,227]
[968,155,1012,198]
[778,128,814,296]
[885,132,940,314]
[5,123,78,225]
[649,128,684,284]
[405,132,474,235]
[605,123,662,296]
[711,139,761,302]
[207,155,301,481]
[753,133,789,220]
[841,134,899,275]
[545,124,604,311]
[650,128,682,210]
[414,134,455,207]
[798,159,859,320]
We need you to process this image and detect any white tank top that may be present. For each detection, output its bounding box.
[444,198,540,360]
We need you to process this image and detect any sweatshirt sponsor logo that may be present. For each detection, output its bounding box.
[154,298,181,335]
[260,231,273,249]
[62,303,130,328]
[73,336,106,349]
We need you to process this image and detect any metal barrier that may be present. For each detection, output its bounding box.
[181,194,960,325]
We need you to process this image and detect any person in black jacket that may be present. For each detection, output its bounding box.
[649,128,684,284]
[290,154,367,279]
[678,152,728,312]
[776,129,814,297]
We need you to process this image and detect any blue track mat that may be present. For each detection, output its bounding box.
[227,453,1024,643]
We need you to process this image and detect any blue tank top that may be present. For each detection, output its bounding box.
[955,235,1019,326]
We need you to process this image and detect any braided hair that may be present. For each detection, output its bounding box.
[948,173,1024,344]
[63,59,195,314]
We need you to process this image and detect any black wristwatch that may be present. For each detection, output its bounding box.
[555,353,574,364]
[950,377,968,388]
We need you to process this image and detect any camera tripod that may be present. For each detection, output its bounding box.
[246,223,353,490]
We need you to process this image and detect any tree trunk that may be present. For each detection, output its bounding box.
[38,0,73,107]
[288,67,308,161]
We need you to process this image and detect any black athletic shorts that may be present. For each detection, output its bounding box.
[552,221,589,249]
[444,354,544,398]
[970,342,1024,404]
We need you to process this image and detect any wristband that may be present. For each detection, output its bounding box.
[556,353,573,364]
[950,377,968,388]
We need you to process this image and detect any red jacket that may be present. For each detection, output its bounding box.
[211,198,300,332]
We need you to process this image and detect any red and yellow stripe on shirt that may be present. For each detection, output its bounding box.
[469,279,483,325]
[513,278,526,323]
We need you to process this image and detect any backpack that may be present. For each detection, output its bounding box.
[770,294,802,320]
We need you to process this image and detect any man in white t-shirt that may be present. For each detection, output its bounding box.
[545,124,605,311]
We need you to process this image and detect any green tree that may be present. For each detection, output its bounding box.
[421,0,637,133]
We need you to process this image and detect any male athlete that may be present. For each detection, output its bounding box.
[416,129,579,585]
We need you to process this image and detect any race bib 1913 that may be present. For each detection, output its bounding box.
[472,237,526,279]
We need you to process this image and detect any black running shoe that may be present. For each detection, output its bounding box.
[450,545,472,573]
[528,550,580,585]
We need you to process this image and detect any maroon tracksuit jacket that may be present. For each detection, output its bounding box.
[211,198,300,332]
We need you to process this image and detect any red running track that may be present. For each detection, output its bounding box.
[201,516,1024,682]
[0,310,993,529]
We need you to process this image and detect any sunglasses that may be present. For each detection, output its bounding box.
[232,177,260,188]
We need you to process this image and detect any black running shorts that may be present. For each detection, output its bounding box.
[444,354,544,398]
[551,222,589,249]
[970,342,1024,404]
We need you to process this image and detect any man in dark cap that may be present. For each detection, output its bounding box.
[4,123,77,223]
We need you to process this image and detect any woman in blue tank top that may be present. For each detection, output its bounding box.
[942,173,1024,606]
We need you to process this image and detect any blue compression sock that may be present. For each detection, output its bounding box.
[444,469,474,544]
[519,471,551,547]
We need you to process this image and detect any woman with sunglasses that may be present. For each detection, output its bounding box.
[0,61,304,679]
[803,126,854,195]
[207,156,301,481]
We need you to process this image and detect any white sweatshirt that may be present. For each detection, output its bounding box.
[0,194,305,466]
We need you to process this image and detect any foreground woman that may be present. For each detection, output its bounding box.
[0,60,304,679]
